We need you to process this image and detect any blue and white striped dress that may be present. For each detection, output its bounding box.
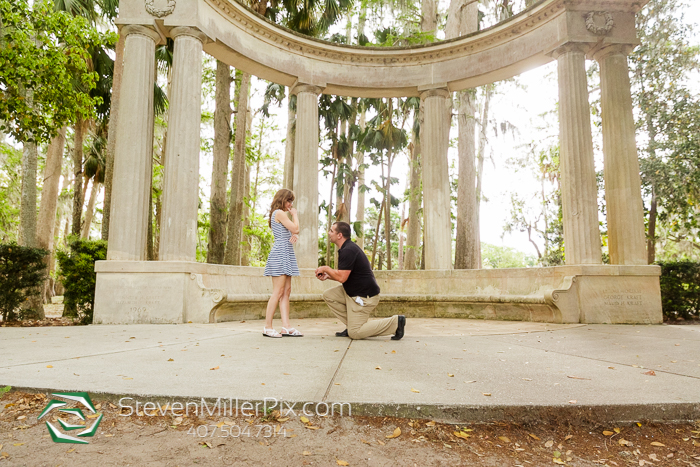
[263,209,300,277]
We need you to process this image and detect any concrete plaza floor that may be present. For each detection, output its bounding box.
[1,318,699,424]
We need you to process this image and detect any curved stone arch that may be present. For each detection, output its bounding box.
[118,0,641,97]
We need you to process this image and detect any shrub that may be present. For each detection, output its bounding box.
[0,243,48,321]
[56,238,107,325]
[657,261,700,321]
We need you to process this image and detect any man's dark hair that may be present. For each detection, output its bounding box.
[333,222,352,240]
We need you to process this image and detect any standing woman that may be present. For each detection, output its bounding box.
[263,189,303,337]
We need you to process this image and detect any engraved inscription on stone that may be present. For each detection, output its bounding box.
[602,289,643,307]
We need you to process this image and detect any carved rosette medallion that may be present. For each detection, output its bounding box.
[145,0,176,18]
[585,11,614,36]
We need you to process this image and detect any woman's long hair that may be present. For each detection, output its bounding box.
[269,189,295,227]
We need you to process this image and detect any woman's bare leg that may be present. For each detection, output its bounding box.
[279,275,293,328]
[265,276,286,329]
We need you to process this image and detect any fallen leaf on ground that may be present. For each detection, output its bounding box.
[361,440,371,445]
[643,370,656,376]
[565,435,573,441]
[122,377,133,380]
[300,416,310,424]
[46,365,53,368]
[567,376,590,380]
[302,451,311,456]
[545,440,554,448]
[650,441,665,447]
[529,433,540,440]
[17,416,25,420]
[498,436,511,443]
[482,393,491,397]
[12,443,24,447]
[603,431,614,436]
[618,438,632,446]
[448,374,454,377]
[568,400,577,404]
[614,428,621,434]
[375,366,381,370]
[167,358,174,362]
[199,441,213,448]
[277,417,289,422]
[552,459,565,465]
[336,460,349,466]
[306,426,320,430]
[210,366,219,370]
[411,388,420,393]
[426,421,436,427]
[453,431,470,440]
[386,427,401,439]
[377,440,385,446]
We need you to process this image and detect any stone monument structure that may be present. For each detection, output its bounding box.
[94,0,662,325]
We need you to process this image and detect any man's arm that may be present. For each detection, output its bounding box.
[315,266,350,283]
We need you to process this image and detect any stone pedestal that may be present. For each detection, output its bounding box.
[595,45,647,265]
[107,25,160,261]
[555,45,601,265]
[420,88,453,270]
[159,27,206,261]
[292,84,322,269]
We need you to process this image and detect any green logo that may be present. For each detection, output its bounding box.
[38,392,103,444]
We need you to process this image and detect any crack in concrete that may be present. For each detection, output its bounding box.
[321,340,353,402]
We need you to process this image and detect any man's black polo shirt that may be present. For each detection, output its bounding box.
[337,240,380,298]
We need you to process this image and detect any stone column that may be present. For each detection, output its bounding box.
[107,25,160,261]
[594,45,647,265]
[159,27,206,262]
[291,84,322,269]
[420,88,453,270]
[554,45,601,265]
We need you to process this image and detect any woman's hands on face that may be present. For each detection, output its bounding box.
[289,207,297,216]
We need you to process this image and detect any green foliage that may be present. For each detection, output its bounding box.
[0,385,10,397]
[0,0,111,144]
[657,261,700,320]
[0,242,47,322]
[56,238,107,324]
[481,243,536,269]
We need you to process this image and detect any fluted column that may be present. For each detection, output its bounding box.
[291,84,322,269]
[594,45,647,265]
[159,27,206,261]
[420,88,453,270]
[107,25,160,261]
[554,45,601,265]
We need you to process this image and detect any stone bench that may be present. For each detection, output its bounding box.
[94,262,662,325]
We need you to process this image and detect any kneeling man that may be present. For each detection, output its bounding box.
[315,221,405,340]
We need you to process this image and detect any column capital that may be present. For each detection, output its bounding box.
[549,42,590,60]
[590,43,635,62]
[419,87,450,99]
[170,26,208,44]
[290,83,323,96]
[121,24,161,44]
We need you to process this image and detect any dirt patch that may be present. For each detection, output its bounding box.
[1,391,699,466]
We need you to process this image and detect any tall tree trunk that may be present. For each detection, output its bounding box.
[81,181,99,239]
[241,163,251,266]
[475,86,492,268]
[371,153,386,269]
[454,89,480,269]
[283,98,296,191]
[421,0,438,35]
[648,187,657,264]
[385,145,393,270]
[447,0,479,269]
[355,111,367,249]
[224,71,251,265]
[71,117,85,237]
[398,204,405,269]
[405,106,423,270]
[147,189,155,260]
[102,31,126,240]
[19,87,44,319]
[326,161,337,267]
[207,60,232,264]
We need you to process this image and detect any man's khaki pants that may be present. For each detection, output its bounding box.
[322,285,398,339]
